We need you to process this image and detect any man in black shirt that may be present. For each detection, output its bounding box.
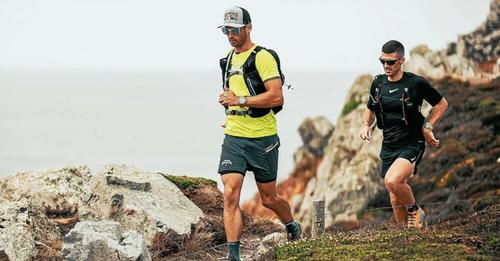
[360,40,448,228]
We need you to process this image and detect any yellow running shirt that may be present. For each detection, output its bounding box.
[224,45,281,138]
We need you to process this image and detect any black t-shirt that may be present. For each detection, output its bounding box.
[367,72,443,149]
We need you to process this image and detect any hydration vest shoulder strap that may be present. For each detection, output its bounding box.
[243,46,285,85]
[222,49,235,89]
[242,46,262,74]
[374,74,385,99]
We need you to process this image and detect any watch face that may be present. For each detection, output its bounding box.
[239,96,246,105]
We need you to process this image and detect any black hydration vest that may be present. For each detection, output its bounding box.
[219,46,285,118]
[368,73,425,130]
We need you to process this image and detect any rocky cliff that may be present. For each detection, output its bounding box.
[405,0,499,82]
[0,165,203,260]
[0,165,282,261]
[243,0,500,233]
[241,116,334,219]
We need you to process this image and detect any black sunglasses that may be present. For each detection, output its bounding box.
[221,26,244,35]
[379,58,400,66]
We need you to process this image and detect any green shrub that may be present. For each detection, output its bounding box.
[342,100,362,116]
[483,236,500,257]
[478,97,495,109]
[161,174,217,190]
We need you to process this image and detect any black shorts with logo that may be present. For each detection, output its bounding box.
[380,141,425,178]
[218,134,280,183]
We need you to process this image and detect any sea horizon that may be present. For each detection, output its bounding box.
[0,68,364,201]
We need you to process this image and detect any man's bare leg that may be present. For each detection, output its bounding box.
[256,181,293,224]
[384,158,416,223]
[222,174,244,241]
[257,180,301,240]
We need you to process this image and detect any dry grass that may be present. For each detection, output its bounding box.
[157,173,287,260]
[33,240,62,261]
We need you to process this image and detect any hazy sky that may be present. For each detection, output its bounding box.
[0,0,491,71]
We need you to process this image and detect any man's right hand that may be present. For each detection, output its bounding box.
[359,125,372,141]
[422,128,440,147]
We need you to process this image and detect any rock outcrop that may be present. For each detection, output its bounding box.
[0,164,283,260]
[404,0,499,82]
[242,76,386,232]
[457,0,500,66]
[0,165,209,260]
[79,165,204,251]
[292,75,385,230]
[62,220,151,261]
[242,116,334,219]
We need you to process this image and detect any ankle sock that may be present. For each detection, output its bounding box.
[285,220,298,232]
[407,204,418,212]
[227,241,240,261]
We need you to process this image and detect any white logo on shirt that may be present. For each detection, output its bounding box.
[389,88,398,93]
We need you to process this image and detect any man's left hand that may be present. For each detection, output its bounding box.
[218,88,239,106]
[422,128,440,147]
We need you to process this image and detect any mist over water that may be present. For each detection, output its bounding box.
[0,69,360,200]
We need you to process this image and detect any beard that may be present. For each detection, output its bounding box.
[228,34,247,48]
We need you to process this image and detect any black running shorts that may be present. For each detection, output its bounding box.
[380,141,425,178]
[218,134,280,183]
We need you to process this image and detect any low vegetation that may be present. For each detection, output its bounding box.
[161,173,217,190]
[342,100,362,116]
[277,203,500,260]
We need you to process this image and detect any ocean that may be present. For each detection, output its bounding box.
[0,69,361,201]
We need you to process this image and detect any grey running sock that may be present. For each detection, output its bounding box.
[227,241,240,261]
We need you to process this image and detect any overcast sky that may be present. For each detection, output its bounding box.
[0,0,491,71]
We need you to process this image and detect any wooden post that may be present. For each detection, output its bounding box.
[312,199,325,239]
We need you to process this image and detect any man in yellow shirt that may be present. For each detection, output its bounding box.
[217,6,301,261]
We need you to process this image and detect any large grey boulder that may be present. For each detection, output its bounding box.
[62,220,151,261]
[79,165,204,246]
[0,165,91,210]
[0,202,60,261]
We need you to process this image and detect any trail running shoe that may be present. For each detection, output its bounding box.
[286,221,302,241]
[407,205,426,228]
